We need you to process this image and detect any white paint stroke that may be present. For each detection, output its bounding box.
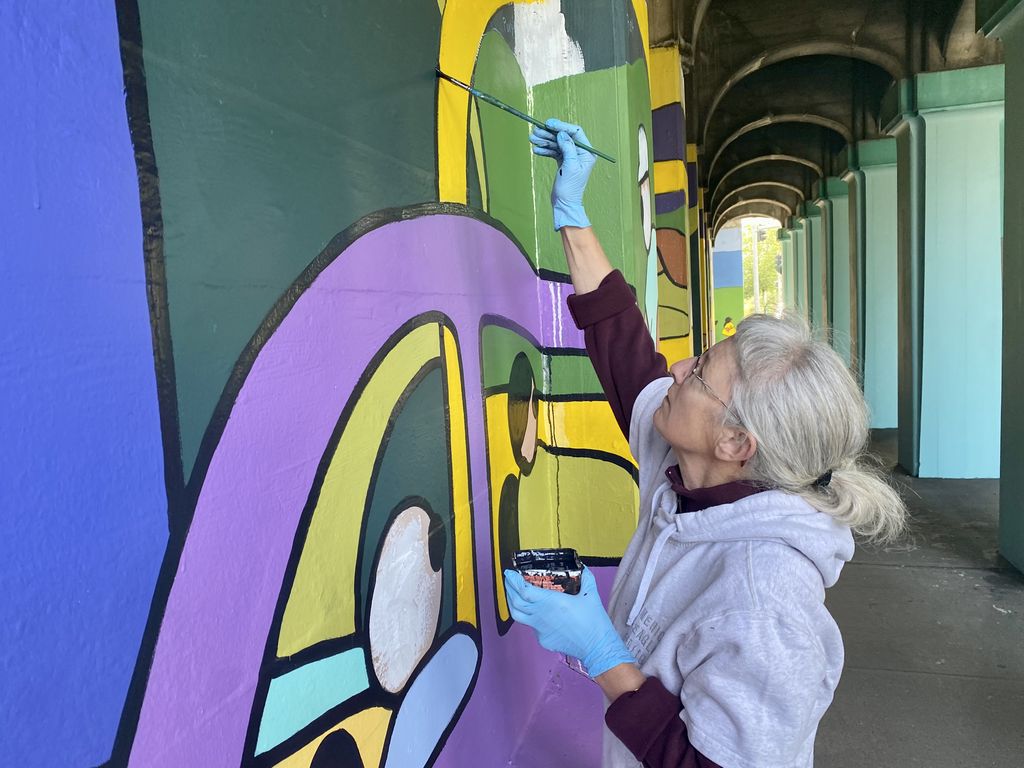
[514,1,586,88]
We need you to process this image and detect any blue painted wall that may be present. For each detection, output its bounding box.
[0,2,168,765]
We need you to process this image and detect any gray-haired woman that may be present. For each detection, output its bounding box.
[504,119,907,768]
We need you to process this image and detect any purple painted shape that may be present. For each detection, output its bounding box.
[656,191,687,216]
[129,214,592,766]
[652,104,684,162]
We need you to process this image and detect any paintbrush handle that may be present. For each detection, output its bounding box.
[437,69,616,164]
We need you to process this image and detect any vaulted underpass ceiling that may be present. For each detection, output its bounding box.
[646,0,1003,231]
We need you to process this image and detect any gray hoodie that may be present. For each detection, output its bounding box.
[603,378,855,768]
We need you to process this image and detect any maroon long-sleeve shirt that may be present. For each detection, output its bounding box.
[566,270,761,768]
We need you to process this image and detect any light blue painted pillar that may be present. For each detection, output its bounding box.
[853,139,899,429]
[817,178,851,363]
[884,65,1005,477]
[804,204,824,331]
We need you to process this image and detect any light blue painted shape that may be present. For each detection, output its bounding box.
[919,105,1003,477]
[863,164,899,428]
[384,633,479,768]
[645,238,659,339]
[256,647,370,754]
[712,227,743,289]
[830,192,852,365]
[0,3,168,765]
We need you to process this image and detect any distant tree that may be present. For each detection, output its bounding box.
[742,218,782,317]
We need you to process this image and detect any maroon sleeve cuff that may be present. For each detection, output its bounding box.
[605,677,683,758]
[566,270,637,329]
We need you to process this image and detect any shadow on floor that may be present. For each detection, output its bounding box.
[818,429,1024,766]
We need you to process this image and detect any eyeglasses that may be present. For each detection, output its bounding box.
[689,352,743,424]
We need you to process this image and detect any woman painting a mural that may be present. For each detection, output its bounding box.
[504,119,907,767]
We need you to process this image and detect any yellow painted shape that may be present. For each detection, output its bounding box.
[659,336,692,366]
[278,324,441,657]
[545,401,633,465]
[686,143,698,163]
[540,453,639,558]
[438,0,650,202]
[272,707,391,768]
[654,160,687,195]
[442,327,476,626]
[516,448,562,550]
[649,46,681,109]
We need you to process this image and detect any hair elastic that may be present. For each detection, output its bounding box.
[814,470,833,488]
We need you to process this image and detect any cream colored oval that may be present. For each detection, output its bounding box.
[369,505,443,693]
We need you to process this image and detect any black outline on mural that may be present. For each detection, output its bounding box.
[240,314,476,767]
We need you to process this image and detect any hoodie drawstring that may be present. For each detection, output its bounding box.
[627,483,677,627]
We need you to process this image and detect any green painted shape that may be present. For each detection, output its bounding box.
[713,287,743,343]
[359,366,455,631]
[530,60,652,296]
[474,31,536,261]
[862,164,899,429]
[792,222,807,315]
[857,138,898,168]
[978,0,1024,34]
[137,1,442,475]
[256,647,368,754]
[547,353,604,396]
[918,106,1003,478]
[480,325,544,391]
[916,65,1005,113]
[822,177,848,199]
[999,12,1024,571]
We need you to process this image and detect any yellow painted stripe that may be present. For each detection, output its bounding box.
[658,336,693,366]
[687,142,699,164]
[444,327,476,626]
[649,46,681,109]
[272,707,391,768]
[654,159,687,195]
[545,400,634,465]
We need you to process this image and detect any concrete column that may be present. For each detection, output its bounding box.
[791,217,808,318]
[803,204,824,330]
[885,66,1005,478]
[980,1,1023,569]
[849,140,899,429]
[779,229,795,312]
[818,178,851,364]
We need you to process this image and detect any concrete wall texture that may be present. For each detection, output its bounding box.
[0,1,670,766]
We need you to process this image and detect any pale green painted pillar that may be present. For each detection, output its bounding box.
[792,217,808,318]
[818,178,851,364]
[982,0,1024,571]
[779,229,795,311]
[862,140,899,429]
[803,206,824,330]
[884,66,1005,478]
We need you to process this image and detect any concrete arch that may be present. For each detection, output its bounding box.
[713,181,804,220]
[701,41,903,146]
[714,206,785,240]
[692,0,713,50]
[713,198,793,237]
[710,155,821,210]
[707,114,851,183]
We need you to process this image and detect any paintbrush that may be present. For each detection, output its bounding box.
[435,67,616,164]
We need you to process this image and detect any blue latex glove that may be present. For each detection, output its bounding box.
[504,566,635,678]
[528,118,596,230]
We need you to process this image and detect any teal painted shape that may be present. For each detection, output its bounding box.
[792,222,807,316]
[256,647,369,754]
[136,1,443,476]
[918,105,1004,477]
[916,65,1005,113]
[863,164,899,429]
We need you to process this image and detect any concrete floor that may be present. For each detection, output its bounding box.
[817,430,1024,766]
[511,430,1024,766]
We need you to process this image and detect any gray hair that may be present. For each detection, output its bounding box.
[727,313,907,542]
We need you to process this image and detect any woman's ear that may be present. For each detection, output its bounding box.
[715,426,757,464]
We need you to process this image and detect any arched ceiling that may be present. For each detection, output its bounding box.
[647,0,1003,230]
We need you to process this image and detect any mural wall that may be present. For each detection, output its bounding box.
[2,1,660,766]
[649,46,693,364]
[712,224,745,342]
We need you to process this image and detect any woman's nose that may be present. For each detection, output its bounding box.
[669,358,695,384]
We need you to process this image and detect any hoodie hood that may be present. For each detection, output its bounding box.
[670,487,855,587]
